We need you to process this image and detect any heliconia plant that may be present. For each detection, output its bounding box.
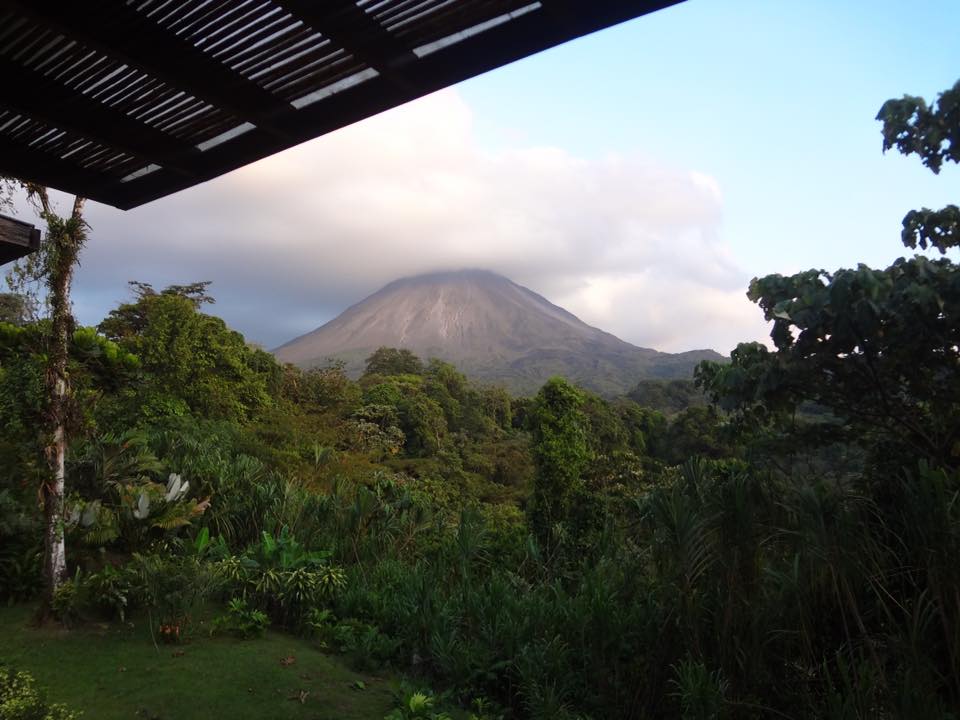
[164,473,189,503]
[66,469,209,552]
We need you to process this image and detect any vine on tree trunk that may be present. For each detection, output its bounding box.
[13,186,88,618]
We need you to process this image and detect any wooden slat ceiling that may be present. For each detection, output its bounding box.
[0,0,680,210]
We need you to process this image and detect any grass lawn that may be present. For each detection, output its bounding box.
[0,604,398,720]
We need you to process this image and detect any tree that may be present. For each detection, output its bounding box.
[128,280,215,308]
[877,80,959,253]
[99,288,274,423]
[0,178,14,212]
[528,377,591,547]
[698,80,960,470]
[478,385,512,431]
[3,184,88,613]
[98,282,215,342]
[364,347,423,376]
[0,292,31,325]
[423,359,466,430]
[627,378,706,415]
[280,360,358,410]
[399,393,447,456]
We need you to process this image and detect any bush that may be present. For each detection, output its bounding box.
[384,687,452,720]
[210,598,268,639]
[0,667,80,720]
[50,579,82,627]
[334,620,402,671]
[670,658,727,720]
[215,528,346,628]
[134,553,220,641]
[0,546,41,606]
[82,564,142,621]
[0,490,42,604]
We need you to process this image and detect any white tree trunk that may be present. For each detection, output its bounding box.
[36,191,84,612]
[43,377,68,593]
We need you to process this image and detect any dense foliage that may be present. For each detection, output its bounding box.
[0,667,79,720]
[2,81,959,719]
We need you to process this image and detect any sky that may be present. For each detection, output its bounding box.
[7,0,960,353]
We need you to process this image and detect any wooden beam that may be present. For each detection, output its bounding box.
[1,0,682,208]
[276,0,418,79]
[0,213,41,265]
[0,135,116,206]
[110,0,681,209]
[0,57,200,176]
[540,0,673,38]
[3,0,293,139]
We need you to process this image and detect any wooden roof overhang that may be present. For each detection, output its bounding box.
[0,213,40,264]
[0,0,680,210]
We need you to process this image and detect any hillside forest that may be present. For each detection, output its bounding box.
[1,83,959,720]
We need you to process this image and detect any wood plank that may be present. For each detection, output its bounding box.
[0,214,41,265]
[111,0,681,209]
[276,0,418,78]
[2,0,294,139]
[1,0,682,208]
[0,57,200,176]
[0,135,115,205]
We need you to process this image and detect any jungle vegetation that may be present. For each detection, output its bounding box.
[0,82,958,720]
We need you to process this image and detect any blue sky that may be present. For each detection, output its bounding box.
[12,0,959,354]
[458,0,959,275]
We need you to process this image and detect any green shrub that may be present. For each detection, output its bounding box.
[0,667,80,720]
[315,564,347,597]
[326,617,402,670]
[384,687,452,720]
[215,528,346,628]
[467,696,505,720]
[82,564,142,621]
[670,658,727,720]
[0,546,41,606]
[133,553,220,641]
[50,579,82,627]
[0,490,42,604]
[210,598,269,639]
[304,607,336,645]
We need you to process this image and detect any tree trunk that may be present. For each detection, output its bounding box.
[35,191,86,616]
[42,263,74,605]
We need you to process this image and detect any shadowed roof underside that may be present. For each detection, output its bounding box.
[0,0,679,210]
[0,213,40,264]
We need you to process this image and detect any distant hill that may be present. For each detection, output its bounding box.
[273,270,724,395]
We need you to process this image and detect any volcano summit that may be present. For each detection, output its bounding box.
[273,270,721,395]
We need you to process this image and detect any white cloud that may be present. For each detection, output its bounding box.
[29,89,768,353]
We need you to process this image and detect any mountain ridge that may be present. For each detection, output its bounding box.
[273,269,723,395]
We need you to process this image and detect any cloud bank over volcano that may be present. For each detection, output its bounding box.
[49,89,766,353]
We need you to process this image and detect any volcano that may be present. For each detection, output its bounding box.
[273,270,722,395]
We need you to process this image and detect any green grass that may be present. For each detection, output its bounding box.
[0,604,397,720]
